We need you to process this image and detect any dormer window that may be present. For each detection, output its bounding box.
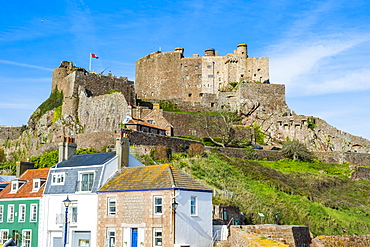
[52,173,65,185]
[10,180,25,193]
[32,178,46,192]
[77,171,95,192]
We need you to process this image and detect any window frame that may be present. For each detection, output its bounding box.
[190,196,197,216]
[30,204,37,222]
[153,228,162,247]
[0,205,3,223]
[78,171,95,192]
[51,172,65,185]
[19,204,26,222]
[154,196,163,215]
[7,204,14,222]
[0,229,9,244]
[107,227,115,247]
[108,197,116,215]
[22,229,32,247]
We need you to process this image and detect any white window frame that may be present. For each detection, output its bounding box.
[30,204,37,222]
[190,196,197,216]
[107,227,115,247]
[51,173,65,185]
[71,205,78,224]
[32,178,41,192]
[10,181,24,193]
[154,196,163,215]
[7,204,14,222]
[22,229,31,247]
[0,229,9,244]
[0,205,3,223]
[108,197,116,215]
[153,228,162,247]
[19,204,26,222]
[78,171,95,192]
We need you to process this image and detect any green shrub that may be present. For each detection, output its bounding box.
[31,87,64,121]
[107,89,122,94]
[159,100,180,112]
[188,143,205,156]
[281,140,314,162]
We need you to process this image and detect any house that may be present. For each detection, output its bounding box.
[39,133,144,247]
[123,116,167,136]
[0,167,49,247]
[97,164,213,247]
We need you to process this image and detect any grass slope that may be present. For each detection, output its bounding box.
[168,152,370,236]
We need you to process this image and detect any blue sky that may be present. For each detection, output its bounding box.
[1,0,370,139]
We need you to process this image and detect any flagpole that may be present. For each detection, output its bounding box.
[89,53,92,72]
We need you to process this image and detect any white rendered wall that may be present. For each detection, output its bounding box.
[40,194,98,247]
[175,190,213,247]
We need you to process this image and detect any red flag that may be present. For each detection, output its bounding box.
[91,53,99,59]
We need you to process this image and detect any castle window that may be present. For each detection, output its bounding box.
[197,74,202,78]
[207,84,210,88]
[184,66,188,71]
[254,74,256,77]
[241,74,244,77]
[257,68,261,71]
[185,75,189,80]
[197,84,201,88]
[188,93,192,97]
[211,103,215,107]
[199,93,203,97]
[185,84,189,88]
[148,120,154,124]
[195,66,199,69]
[217,72,220,75]
[219,78,221,81]
[207,65,212,69]
[208,75,214,78]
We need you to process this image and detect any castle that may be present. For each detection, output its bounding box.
[136,44,269,105]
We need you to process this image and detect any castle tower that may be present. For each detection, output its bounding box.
[236,44,248,57]
[51,61,73,91]
[174,47,184,57]
[205,48,215,56]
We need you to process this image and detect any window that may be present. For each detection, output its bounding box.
[0,205,3,222]
[107,228,115,247]
[183,66,188,71]
[0,229,8,244]
[147,120,154,124]
[207,65,212,69]
[108,198,116,215]
[7,204,14,222]
[153,228,162,247]
[197,84,201,88]
[32,178,44,192]
[71,206,78,223]
[30,204,37,222]
[154,196,162,215]
[52,173,65,185]
[19,204,26,222]
[197,74,202,78]
[191,196,197,215]
[208,75,214,78]
[79,172,94,192]
[185,75,189,80]
[22,230,31,247]
[10,181,24,193]
[195,65,199,69]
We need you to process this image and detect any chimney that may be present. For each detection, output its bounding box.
[58,136,77,163]
[16,161,34,178]
[116,130,130,169]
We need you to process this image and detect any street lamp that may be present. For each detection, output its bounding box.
[63,196,72,247]
[171,198,178,213]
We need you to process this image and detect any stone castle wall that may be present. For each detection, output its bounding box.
[315,235,370,247]
[52,61,135,105]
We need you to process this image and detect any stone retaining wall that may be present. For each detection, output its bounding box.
[315,235,370,247]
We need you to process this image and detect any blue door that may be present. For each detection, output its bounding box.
[131,228,138,247]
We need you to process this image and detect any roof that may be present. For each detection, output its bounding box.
[0,168,50,199]
[55,152,116,168]
[126,119,166,130]
[99,164,211,192]
[0,175,16,182]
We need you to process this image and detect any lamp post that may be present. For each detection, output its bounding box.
[63,196,72,247]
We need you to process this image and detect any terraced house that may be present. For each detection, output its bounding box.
[0,168,49,247]
[97,164,213,247]
[39,134,143,247]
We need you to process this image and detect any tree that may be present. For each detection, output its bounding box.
[200,112,241,148]
[281,140,314,162]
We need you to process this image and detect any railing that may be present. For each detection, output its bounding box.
[208,229,220,247]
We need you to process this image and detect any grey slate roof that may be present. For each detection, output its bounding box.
[55,152,116,168]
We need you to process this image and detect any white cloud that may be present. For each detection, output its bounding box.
[0,60,52,71]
